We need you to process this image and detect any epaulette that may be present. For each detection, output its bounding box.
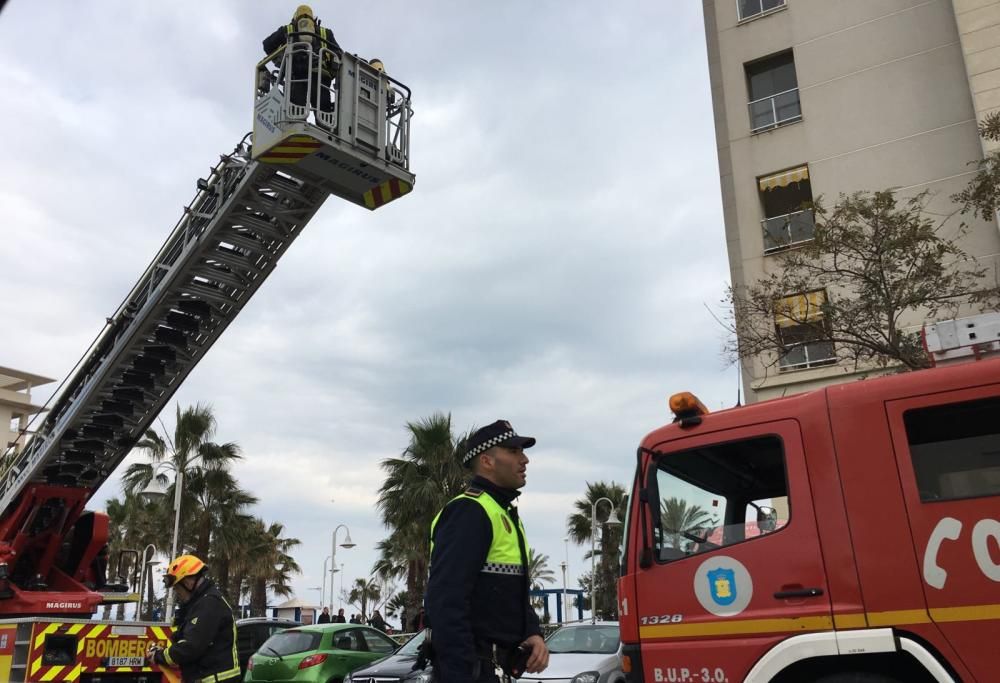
[463,485,484,497]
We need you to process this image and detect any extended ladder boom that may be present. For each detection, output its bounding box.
[0,34,414,616]
[2,139,328,512]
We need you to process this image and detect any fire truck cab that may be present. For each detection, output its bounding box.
[619,357,1000,682]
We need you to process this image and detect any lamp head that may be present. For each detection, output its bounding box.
[140,477,168,504]
[340,531,356,549]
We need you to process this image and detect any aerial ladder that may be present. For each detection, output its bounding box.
[0,33,413,683]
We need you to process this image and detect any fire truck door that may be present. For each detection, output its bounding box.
[887,385,1000,681]
[637,420,832,680]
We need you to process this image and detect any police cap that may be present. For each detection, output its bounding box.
[462,420,535,467]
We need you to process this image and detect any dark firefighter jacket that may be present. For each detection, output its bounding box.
[425,475,542,682]
[154,578,239,683]
[262,23,342,75]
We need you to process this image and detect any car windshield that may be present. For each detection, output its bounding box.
[546,625,619,654]
[395,629,426,656]
[259,630,321,656]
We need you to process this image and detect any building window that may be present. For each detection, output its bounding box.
[759,166,815,253]
[746,51,801,133]
[775,291,835,371]
[904,396,1000,502]
[738,0,786,22]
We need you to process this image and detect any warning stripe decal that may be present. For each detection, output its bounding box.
[27,622,172,681]
[259,134,322,164]
[363,178,412,210]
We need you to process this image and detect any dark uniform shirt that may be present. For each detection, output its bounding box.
[154,578,239,683]
[425,476,542,682]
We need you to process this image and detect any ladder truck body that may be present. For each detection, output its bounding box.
[0,33,414,683]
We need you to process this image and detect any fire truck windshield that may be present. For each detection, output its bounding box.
[650,435,789,563]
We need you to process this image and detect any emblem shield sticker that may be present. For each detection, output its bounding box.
[694,556,753,616]
[707,567,737,606]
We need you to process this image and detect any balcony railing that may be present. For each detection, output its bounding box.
[779,340,836,371]
[749,88,801,133]
[762,209,815,253]
[738,0,786,22]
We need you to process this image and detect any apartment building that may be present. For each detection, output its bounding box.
[704,0,1000,401]
[1,366,54,457]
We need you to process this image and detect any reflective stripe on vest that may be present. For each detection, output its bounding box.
[431,491,530,574]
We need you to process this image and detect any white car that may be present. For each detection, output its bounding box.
[517,621,624,683]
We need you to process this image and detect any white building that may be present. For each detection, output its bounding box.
[703,0,1000,400]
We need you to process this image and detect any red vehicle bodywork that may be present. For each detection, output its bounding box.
[619,358,1000,683]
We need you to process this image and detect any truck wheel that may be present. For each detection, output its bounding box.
[814,674,902,683]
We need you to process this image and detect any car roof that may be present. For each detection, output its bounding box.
[236,617,301,626]
[295,622,367,632]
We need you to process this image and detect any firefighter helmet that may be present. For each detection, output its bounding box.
[293,5,314,21]
[164,554,206,587]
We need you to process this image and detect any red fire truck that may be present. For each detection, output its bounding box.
[618,343,999,682]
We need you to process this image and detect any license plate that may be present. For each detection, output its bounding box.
[107,656,145,667]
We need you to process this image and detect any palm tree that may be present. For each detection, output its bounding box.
[234,519,302,616]
[659,497,716,550]
[384,591,408,629]
[121,403,249,566]
[376,413,469,623]
[346,575,393,622]
[527,549,556,591]
[104,493,165,619]
[566,481,627,620]
[527,548,556,621]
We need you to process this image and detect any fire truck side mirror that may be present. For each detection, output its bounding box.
[757,506,778,533]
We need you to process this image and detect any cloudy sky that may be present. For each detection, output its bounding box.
[0,1,734,620]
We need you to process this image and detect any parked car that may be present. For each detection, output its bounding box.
[245,623,399,682]
[344,629,431,682]
[236,617,302,677]
[517,621,624,683]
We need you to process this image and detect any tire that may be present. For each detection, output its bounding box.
[814,673,903,683]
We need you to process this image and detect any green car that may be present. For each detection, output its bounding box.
[244,623,398,683]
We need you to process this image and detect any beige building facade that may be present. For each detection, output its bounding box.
[704,0,1000,401]
[0,366,54,457]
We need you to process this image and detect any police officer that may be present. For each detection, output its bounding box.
[146,555,240,683]
[262,5,342,112]
[424,420,550,682]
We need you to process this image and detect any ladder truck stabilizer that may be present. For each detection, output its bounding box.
[0,36,414,619]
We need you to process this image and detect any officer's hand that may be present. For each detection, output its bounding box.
[521,634,549,673]
[144,643,159,665]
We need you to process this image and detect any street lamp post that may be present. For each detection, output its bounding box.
[560,561,567,624]
[563,536,570,621]
[330,525,355,613]
[320,555,332,608]
[141,465,186,621]
[590,497,621,622]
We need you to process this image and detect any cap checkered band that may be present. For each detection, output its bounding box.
[463,430,516,464]
[481,562,525,575]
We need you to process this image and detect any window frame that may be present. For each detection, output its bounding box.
[745,50,801,133]
[261,629,321,656]
[774,290,836,371]
[649,434,791,564]
[737,0,787,23]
